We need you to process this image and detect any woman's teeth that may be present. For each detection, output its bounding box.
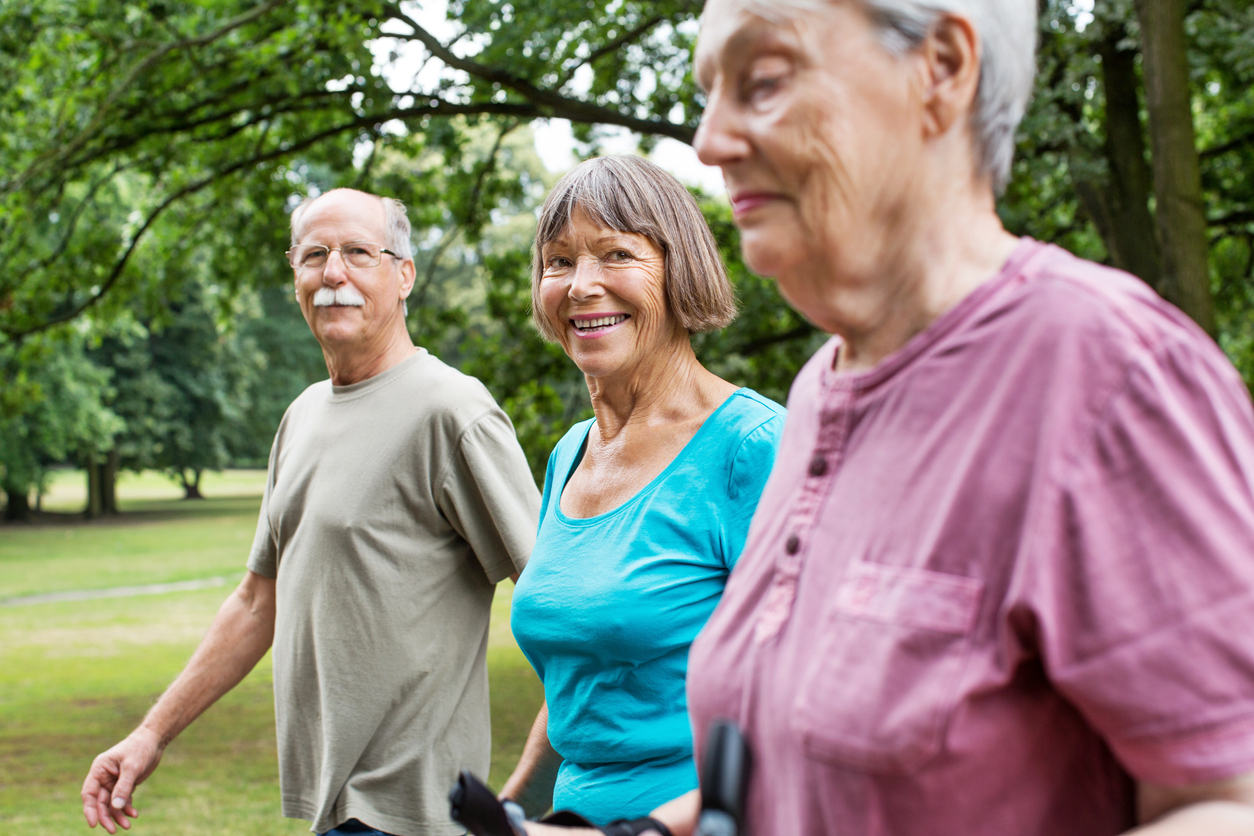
[575,315,627,330]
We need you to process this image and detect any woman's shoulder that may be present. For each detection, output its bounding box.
[545,417,596,472]
[692,388,786,476]
[684,389,785,504]
[710,388,787,440]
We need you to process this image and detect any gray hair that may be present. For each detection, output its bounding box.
[531,155,737,341]
[733,0,1037,194]
[289,189,414,259]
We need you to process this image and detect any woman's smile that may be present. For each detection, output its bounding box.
[570,313,631,337]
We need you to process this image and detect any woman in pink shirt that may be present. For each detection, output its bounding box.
[519,1,1254,835]
[676,0,1254,835]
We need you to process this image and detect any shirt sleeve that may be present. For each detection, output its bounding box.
[438,407,542,583]
[723,412,787,570]
[1034,334,1254,786]
[246,432,281,579]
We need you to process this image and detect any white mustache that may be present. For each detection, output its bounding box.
[312,286,366,307]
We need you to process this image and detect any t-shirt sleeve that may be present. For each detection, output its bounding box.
[1036,336,1254,786]
[723,411,786,570]
[246,433,281,579]
[438,407,542,583]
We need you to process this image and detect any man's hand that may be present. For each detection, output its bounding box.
[81,727,164,833]
[77,571,276,832]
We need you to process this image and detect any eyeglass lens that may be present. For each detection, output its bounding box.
[289,243,382,269]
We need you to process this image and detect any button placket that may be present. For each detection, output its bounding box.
[755,382,856,644]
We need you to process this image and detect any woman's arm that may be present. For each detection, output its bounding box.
[1126,771,1254,834]
[520,790,699,836]
[500,701,563,818]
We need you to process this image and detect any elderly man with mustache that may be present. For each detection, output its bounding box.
[81,188,541,836]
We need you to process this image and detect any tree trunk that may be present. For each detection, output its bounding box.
[181,469,204,500]
[1134,0,1215,334]
[101,449,119,515]
[3,483,32,523]
[86,457,102,519]
[1080,18,1162,286]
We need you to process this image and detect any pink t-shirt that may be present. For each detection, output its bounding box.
[687,239,1254,836]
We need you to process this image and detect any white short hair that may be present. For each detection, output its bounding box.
[730,0,1037,194]
[289,189,414,259]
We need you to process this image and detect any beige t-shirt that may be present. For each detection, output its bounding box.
[247,349,539,836]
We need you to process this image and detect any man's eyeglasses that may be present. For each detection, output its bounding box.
[285,242,400,270]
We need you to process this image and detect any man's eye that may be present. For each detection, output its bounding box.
[302,248,328,265]
[344,245,370,256]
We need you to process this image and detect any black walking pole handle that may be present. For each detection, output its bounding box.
[694,718,752,836]
[449,769,526,836]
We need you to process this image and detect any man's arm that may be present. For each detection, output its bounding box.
[80,570,276,833]
[1127,771,1254,834]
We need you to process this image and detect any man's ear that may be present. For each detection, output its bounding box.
[398,258,417,299]
[919,13,981,138]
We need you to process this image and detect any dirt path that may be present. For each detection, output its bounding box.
[0,575,233,607]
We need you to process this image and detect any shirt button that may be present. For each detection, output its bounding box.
[809,455,828,477]
[785,534,800,555]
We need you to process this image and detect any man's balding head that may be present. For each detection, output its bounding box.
[290,188,413,259]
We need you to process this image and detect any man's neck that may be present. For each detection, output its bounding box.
[321,331,419,386]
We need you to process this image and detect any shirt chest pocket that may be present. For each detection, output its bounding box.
[789,561,984,774]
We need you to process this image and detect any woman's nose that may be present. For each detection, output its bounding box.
[567,258,604,300]
[694,93,748,167]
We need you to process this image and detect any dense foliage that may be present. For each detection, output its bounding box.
[1,0,1250,517]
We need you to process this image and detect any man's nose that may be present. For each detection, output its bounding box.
[321,250,349,285]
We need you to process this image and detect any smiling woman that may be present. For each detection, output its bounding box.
[500,156,786,827]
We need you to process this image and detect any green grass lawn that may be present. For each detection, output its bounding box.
[0,470,544,833]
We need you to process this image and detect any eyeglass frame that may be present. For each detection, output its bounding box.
[285,241,402,271]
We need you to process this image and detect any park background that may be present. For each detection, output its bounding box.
[1,0,1251,832]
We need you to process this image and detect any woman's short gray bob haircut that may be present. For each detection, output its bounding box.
[732,0,1036,194]
[532,155,737,342]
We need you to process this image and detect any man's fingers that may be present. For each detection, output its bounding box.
[109,765,140,814]
[103,792,132,833]
[82,763,110,827]
[95,787,117,834]
[82,789,100,827]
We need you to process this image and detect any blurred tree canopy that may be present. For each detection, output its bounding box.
[1,0,1251,517]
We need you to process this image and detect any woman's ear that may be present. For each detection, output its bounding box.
[919,13,981,138]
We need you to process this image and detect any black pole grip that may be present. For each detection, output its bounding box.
[449,769,521,836]
[695,718,751,836]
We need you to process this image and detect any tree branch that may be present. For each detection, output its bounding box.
[414,120,519,313]
[1200,128,1254,159]
[3,101,545,340]
[3,0,288,198]
[557,15,667,86]
[1210,209,1254,228]
[380,3,695,143]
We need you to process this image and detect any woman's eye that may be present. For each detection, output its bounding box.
[609,250,632,261]
[742,57,791,103]
[745,75,782,101]
[546,256,571,269]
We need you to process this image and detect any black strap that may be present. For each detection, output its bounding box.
[601,817,675,836]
